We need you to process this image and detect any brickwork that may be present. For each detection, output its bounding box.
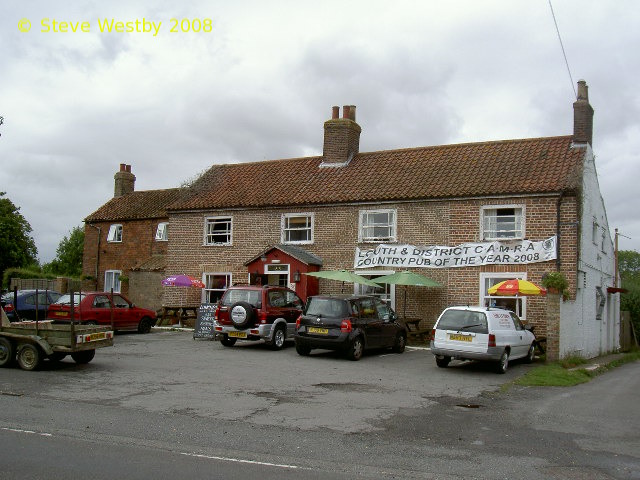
[82,218,168,301]
[167,193,579,334]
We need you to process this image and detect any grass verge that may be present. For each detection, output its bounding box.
[514,348,640,387]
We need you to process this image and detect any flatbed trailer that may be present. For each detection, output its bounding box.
[0,306,113,370]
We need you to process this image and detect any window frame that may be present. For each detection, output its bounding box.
[104,270,122,293]
[202,272,232,304]
[155,222,168,241]
[281,213,314,245]
[480,205,525,241]
[358,209,397,243]
[107,224,123,243]
[479,272,527,320]
[204,216,233,246]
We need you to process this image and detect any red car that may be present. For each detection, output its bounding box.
[47,292,157,333]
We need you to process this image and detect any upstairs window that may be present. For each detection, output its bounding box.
[481,206,524,240]
[107,224,123,243]
[204,217,232,246]
[282,213,313,244]
[155,222,168,241]
[359,209,397,243]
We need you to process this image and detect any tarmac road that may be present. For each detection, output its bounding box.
[0,330,638,479]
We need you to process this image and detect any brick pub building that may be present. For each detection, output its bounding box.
[83,80,619,359]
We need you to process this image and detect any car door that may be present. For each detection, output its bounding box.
[358,297,382,348]
[112,294,136,329]
[375,298,398,348]
[282,290,304,336]
[509,312,530,359]
[90,294,113,325]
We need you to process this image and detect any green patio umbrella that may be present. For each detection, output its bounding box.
[304,269,381,293]
[374,270,442,321]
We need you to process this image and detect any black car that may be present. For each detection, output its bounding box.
[1,289,62,321]
[294,295,407,360]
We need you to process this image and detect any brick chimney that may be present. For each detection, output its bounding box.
[321,105,361,167]
[114,163,135,197]
[573,80,594,146]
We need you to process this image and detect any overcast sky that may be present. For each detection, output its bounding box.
[2,1,639,262]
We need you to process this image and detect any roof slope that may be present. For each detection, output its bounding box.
[172,136,584,211]
[85,188,186,222]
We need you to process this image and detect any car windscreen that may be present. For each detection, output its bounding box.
[437,310,488,334]
[221,289,260,307]
[305,298,349,318]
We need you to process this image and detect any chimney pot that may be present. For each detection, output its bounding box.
[342,105,351,119]
[332,106,339,119]
[349,105,356,121]
[125,164,131,173]
[119,163,126,172]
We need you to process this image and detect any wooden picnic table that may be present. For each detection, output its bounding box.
[403,317,431,343]
[158,306,199,326]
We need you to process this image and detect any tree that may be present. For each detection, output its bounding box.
[619,250,640,344]
[0,192,38,285]
[43,226,84,277]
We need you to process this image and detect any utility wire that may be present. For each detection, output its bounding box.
[548,0,577,98]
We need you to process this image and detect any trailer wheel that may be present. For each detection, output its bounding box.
[48,352,67,362]
[17,343,41,371]
[71,349,96,364]
[0,337,15,367]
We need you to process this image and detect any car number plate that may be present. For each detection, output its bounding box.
[308,327,329,334]
[228,331,247,338]
[449,333,472,342]
[54,311,68,316]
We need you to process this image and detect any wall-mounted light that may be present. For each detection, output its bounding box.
[293,270,301,283]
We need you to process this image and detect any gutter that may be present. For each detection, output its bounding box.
[87,223,101,289]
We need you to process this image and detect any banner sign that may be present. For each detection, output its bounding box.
[354,236,557,269]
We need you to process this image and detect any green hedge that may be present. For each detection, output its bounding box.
[2,268,57,290]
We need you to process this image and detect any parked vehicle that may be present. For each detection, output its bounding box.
[213,285,304,349]
[430,306,536,373]
[47,292,157,333]
[294,295,407,361]
[1,306,113,371]
[0,290,62,322]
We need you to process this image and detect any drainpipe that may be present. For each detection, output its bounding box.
[87,223,101,290]
[555,190,566,270]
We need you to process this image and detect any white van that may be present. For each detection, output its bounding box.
[430,306,536,373]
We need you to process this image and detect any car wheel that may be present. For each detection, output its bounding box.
[71,349,96,364]
[496,350,509,374]
[220,335,237,347]
[295,342,311,356]
[347,336,364,361]
[524,343,535,363]
[270,325,286,350]
[0,337,15,367]
[435,356,451,368]
[230,302,256,329]
[48,352,67,362]
[392,333,406,353]
[138,316,153,334]
[17,343,41,371]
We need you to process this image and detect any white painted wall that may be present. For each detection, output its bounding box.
[560,145,620,358]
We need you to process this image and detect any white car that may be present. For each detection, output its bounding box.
[430,306,536,373]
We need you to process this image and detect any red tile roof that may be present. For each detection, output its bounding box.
[85,188,186,222]
[171,136,585,211]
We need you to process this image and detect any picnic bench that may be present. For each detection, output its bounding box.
[403,317,431,343]
[158,306,199,327]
